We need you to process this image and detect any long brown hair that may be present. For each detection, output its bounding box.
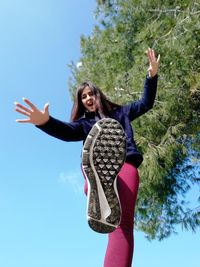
[70,81,121,121]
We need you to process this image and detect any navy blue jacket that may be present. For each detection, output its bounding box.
[37,75,158,168]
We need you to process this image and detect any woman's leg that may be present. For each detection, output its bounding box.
[104,162,139,267]
[82,162,139,267]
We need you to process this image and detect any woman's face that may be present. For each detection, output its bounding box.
[81,86,97,112]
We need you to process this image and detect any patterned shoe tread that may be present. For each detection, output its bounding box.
[88,219,115,234]
[82,118,127,233]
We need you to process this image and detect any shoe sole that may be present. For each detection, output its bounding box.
[82,118,126,233]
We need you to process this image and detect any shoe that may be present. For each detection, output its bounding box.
[82,118,126,233]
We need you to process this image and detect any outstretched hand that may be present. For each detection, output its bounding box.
[146,48,160,78]
[15,98,50,125]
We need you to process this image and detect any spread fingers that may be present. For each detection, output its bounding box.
[15,102,32,114]
[15,107,31,117]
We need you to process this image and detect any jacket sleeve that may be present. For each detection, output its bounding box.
[123,75,158,121]
[35,116,85,142]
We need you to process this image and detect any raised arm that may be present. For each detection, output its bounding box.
[124,48,160,121]
[15,98,50,125]
[15,98,85,142]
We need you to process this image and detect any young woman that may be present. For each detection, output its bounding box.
[15,48,160,267]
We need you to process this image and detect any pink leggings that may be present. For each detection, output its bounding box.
[83,162,139,267]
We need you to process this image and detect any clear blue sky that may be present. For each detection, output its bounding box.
[0,1,199,266]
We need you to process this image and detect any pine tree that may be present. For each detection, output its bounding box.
[68,0,200,240]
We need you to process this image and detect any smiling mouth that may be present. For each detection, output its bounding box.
[86,103,96,112]
[87,101,93,107]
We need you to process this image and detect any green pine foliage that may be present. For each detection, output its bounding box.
[68,0,200,240]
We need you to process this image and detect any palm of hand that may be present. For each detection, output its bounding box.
[15,98,49,125]
[147,48,160,78]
